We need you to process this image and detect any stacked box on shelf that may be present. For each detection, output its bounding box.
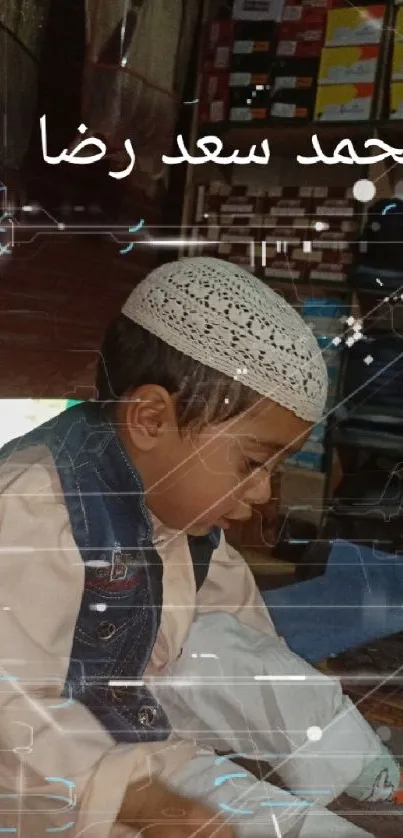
[390,7,403,118]
[261,186,313,281]
[232,0,285,22]
[272,0,331,120]
[229,21,277,124]
[193,181,263,271]
[199,20,234,123]
[315,4,386,120]
[199,1,283,127]
[194,181,262,221]
[261,185,357,284]
[308,186,357,282]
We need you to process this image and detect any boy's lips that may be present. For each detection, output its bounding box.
[216,514,252,529]
[215,517,230,530]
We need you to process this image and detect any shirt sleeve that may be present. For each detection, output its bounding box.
[0,452,194,837]
[196,531,278,637]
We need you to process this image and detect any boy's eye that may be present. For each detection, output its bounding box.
[245,459,268,472]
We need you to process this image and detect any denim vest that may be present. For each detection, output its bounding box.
[0,402,220,743]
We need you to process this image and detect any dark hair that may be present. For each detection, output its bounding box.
[96,313,258,432]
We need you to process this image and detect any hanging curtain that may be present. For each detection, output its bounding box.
[82,0,200,178]
[0,0,50,171]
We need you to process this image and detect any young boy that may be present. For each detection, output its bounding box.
[0,257,400,838]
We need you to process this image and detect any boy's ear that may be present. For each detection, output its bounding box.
[121,385,177,451]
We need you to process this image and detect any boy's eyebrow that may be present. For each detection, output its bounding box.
[249,438,299,456]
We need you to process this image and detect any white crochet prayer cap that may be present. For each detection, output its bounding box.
[122,257,328,422]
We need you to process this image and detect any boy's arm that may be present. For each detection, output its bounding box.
[196,531,277,636]
[0,459,195,835]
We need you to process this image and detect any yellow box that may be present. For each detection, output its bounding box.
[315,83,374,120]
[395,7,403,42]
[392,42,403,80]
[319,45,380,85]
[390,82,403,120]
[325,5,385,46]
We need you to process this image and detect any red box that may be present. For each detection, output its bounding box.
[264,258,305,281]
[283,0,340,9]
[312,220,356,249]
[313,197,355,217]
[277,21,326,41]
[210,213,261,228]
[292,245,352,264]
[218,240,256,272]
[276,38,324,58]
[264,228,302,245]
[264,197,312,216]
[312,186,353,199]
[199,72,229,123]
[201,20,234,72]
[264,186,314,199]
[281,7,327,25]
[307,261,349,282]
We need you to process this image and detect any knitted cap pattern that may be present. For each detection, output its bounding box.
[122,257,328,422]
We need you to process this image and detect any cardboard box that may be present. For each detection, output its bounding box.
[392,42,403,80]
[290,246,322,264]
[229,84,271,122]
[390,81,403,119]
[208,212,262,228]
[198,183,262,218]
[282,5,327,24]
[265,197,311,215]
[264,258,305,280]
[308,246,353,266]
[313,193,355,215]
[278,19,326,39]
[207,218,262,241]
[284,0,334,9]
[394,6,403,41]
[262,215,311,245]
[319,45,380,84]
[201,20,234,72]
[199,72,229,123]
[217,239,256,271]
[312,223,356,249]
[233,20,276,53]
[265,186,314,198]
[277,36,324,58]
[229,69,272,86]
[325,5,386,46]
[315,82,374,120]
[270,87,316,118]
[312,185,353,199]
[307,260,349,281]
[230,52,273,74]
[273,58,319,92]
[232,0,286,22]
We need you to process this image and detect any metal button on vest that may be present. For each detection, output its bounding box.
[97,621,117,641]
[137,705,157,727]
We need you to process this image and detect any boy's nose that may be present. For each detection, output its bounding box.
[242,472,272,506]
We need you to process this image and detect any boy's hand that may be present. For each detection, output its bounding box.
[118,776,237,838]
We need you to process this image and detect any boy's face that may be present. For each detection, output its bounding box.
[118,386,312,536]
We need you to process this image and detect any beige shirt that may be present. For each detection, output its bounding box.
[0,445,276,836]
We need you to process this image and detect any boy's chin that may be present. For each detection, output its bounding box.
[185,523,215,537]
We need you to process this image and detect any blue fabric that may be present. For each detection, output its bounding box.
[262,540,403,663]
[0,403,220,743]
